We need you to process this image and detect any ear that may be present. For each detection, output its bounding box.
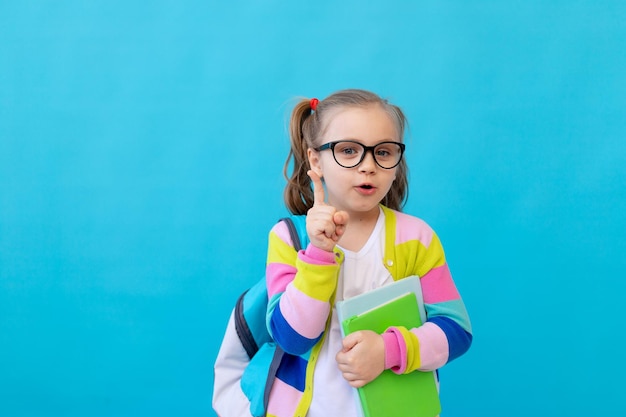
[307,148,323,178]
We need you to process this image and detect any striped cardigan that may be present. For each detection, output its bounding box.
[264,205,472,417]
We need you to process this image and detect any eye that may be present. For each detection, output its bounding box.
[375,145,396,159]
[375,148,391,157]
[335,142,362,158]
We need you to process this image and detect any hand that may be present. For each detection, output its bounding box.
[306,170,349,252]
[335,330,385,388]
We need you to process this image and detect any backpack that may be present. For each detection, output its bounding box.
[213,216,308,417]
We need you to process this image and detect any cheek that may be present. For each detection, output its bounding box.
[317,154,336,177]
[319,166,348,189]
[384,171,398,190]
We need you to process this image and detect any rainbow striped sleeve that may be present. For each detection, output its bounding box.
[386,212,472,373]
[265,222,341,355]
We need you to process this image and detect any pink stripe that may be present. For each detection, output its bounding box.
[266,262,296,296]
[267,377,302,417]
[280,283,330,338]
[273,221,294,247]
[301,243,337,265]
[384,328,408,373]
[394,211,433,247]
[411,322,449,370]
[420,265,460,304]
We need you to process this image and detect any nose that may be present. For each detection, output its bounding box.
[358,149,377,173]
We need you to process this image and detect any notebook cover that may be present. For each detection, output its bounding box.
[336,276,426,331]
[342,292,441,417]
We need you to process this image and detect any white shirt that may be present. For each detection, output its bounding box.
[308,208,395,417]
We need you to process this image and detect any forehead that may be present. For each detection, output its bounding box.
[320,105,399,143]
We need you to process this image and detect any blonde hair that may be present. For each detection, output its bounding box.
[283,89,409,215]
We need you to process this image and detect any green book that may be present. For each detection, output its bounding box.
[341,292,441,417]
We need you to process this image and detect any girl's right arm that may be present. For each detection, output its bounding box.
[265,221,341,355]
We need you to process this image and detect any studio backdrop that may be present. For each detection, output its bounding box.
[1,1,625,416]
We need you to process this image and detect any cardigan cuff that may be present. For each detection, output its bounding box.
[302,243,338,264]
[382,330,402,372]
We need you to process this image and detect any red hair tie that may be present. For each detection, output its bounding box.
[310,98,319,111]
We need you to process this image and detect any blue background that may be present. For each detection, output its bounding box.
[1,1,625,416]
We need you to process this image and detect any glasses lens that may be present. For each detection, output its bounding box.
[373,142,403,168]
[332,142,365,167]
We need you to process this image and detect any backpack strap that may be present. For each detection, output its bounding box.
[234,216,308,360]
[279,216,306,252]
[234,288,258,359]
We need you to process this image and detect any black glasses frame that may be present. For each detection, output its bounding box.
[315,140,406,169]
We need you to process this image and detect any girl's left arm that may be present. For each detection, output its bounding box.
[383,232,473,374]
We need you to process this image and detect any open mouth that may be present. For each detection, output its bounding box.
[359,184,374,190]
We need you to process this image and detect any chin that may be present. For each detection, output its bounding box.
[348,203,381,216]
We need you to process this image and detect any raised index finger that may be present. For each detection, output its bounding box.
[307,170,325,206]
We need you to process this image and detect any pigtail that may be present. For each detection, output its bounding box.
[381,100,409,211]
[283,99,316,215]
[383,158,409,210]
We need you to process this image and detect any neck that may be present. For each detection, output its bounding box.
[337,206,381,252]
[346,204,381,224]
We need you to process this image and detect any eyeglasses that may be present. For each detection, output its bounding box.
[315,140,405,169]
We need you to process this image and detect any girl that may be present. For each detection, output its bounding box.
[265,89,472,416]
